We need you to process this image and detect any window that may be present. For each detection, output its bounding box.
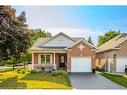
[41,55,45,63]
[60,56,65,63]
[41,54,51,64]
[46,55,50,64]
[113,54,116,59]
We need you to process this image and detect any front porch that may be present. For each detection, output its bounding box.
[32,52,67,70]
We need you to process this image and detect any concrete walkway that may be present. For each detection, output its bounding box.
[69,72,125,89]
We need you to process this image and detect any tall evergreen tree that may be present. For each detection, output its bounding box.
[87,36,94,45]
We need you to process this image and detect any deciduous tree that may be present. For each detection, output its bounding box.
[97,30,120,47]
[31,29,52,44]
[0,6,32,69]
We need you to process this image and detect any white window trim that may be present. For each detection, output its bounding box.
[38,54,52,64]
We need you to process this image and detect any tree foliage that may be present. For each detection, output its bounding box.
[97,30,120,47]
[87,36,94,45]
[0,6,32,68]
[19,52,32,68]
[31,29,52,44]
[20,52,31,63]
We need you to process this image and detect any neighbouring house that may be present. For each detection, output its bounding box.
[29,32,96,72]
[96,33,127,73]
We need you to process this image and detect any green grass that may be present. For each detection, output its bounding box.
[0,68,14,72]
[0,76,26,89]
[0,67,22,72]
[0,70,72,89]
[22,73,71,86]
[100,72,127,88]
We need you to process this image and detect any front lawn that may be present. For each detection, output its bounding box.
[0,68,14,72]
[100,72,127,88]
[0,70,72,89]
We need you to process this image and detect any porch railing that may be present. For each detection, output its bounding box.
[33,63,56,70]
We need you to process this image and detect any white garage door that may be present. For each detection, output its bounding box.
[116,58,127,72]
[71,57,92,72]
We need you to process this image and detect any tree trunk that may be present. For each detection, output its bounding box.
[24,61,25,69]
[13,63,15,69]
[12,59,16,69]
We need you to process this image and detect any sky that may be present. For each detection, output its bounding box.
[13,6,127,45]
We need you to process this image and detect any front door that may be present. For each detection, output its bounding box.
[59,55,65,67]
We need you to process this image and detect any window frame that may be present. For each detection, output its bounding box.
[39,54,52,64]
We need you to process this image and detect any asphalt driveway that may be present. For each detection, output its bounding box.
[69,72,125,89]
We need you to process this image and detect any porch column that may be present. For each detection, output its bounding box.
[31,52,34,70]
[53,52,56,70]
[44,53,46,64]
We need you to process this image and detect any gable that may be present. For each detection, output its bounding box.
[40,34,75,47]
[72,41,92,51]
[65,39,95,50]
[67,41,95,57]
[116,40,127,57]
[72,41,94,50]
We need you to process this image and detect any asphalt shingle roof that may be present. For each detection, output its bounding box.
[96,33,127,53]
[29,32,94,51]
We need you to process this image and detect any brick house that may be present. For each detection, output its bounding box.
[96,33,127,73]
[29,32,95,72]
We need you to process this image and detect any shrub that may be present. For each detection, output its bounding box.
[16,68,26,74]
[30,70,37,73]
[38,70,44,73]
[16,68,21,73]
[51,70,67,76]
[57,70,67,75]
[47,70,52,73]
[41,67,44,71]
[51,71,58,76]
[96,67,105,72]
[21,69,25,74]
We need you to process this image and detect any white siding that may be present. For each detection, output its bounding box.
[116,57,127,72]
[42,35,74,47]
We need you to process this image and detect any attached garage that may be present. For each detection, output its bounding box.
[71,57,92,72]
[116,58,127,72]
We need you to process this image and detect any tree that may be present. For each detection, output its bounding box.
[19,52,32,69]
[31,29,52,44]
[87,36,94,45]
[17,11,26,23]
[97,30,120,47]
[0,6,32,69]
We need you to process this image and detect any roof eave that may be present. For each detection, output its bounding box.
[40,32,76,47]
[96,48,120,53]
[65,39,95,50]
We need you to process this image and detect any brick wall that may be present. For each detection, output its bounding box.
[34,53,38,64]
[67,41,95,72]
